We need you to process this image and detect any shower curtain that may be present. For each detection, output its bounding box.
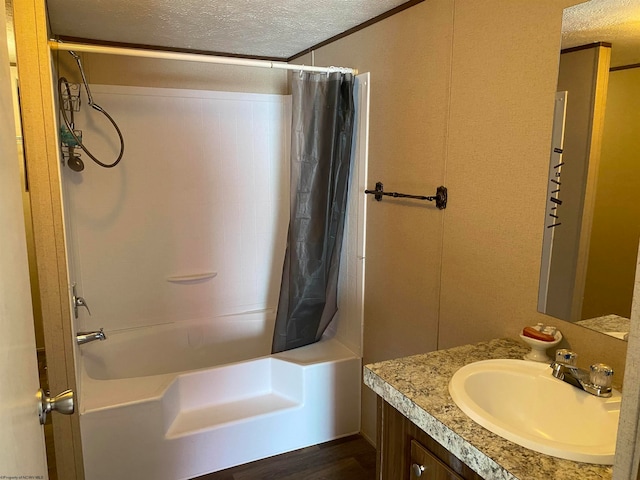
[272,71,355,354]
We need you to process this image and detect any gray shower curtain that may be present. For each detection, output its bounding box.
[272,71,356,354]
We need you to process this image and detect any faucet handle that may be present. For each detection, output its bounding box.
[555,349,577,366]
[590,364,614,389]
[72,283,91,318]
[75,296,91,316]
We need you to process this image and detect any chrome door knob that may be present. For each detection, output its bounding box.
[37,388,74,425]
[411,462,425,477]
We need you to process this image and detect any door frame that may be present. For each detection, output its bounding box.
[13,0,84,478]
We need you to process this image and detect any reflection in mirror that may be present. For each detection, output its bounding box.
[538,1,640,341]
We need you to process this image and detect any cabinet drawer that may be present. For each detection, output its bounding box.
[410,439,464,480]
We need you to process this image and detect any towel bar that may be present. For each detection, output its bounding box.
[364,182,447,209]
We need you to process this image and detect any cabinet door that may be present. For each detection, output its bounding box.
[377,397,484,480]
[411,440,464,480]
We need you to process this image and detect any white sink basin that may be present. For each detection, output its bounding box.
[448,359,621,464]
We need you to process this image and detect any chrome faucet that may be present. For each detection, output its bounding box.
[76,328,106,345]
[550,349,613,398]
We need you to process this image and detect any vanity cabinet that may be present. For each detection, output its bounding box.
[377,398,484,480]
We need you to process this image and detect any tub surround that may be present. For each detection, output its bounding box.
[364,338,613,480]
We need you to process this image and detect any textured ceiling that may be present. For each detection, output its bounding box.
[44,0,640,66]
[46,0,409,59]
[562,0,640,68]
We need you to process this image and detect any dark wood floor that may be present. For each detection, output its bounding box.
[194,435,377,480]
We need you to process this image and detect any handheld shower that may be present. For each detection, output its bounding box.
[58,77,84,172]
[58,50,125,169]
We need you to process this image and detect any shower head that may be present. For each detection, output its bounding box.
[68,155,85,172]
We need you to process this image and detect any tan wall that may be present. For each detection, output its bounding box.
[297,0,454,443]
[438,2,624,378]
[309,0,628,443]
[583,67,640,319]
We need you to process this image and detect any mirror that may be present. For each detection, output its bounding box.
[538,1,640,341]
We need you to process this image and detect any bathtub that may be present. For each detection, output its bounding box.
[78,311,361,480]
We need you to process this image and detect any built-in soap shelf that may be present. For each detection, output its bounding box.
[166,272,217,283]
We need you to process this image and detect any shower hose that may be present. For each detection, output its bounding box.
[58,51,125,168]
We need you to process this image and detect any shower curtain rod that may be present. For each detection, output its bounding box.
[49,41,357,75]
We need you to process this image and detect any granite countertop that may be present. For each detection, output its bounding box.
[364,338,613,480]
[576,314,630,340]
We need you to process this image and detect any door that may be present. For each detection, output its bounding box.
[0,5,49,478]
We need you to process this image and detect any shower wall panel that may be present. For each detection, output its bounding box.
[62,86,291,332]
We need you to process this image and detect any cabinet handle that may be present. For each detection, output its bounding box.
[411,463,425,477]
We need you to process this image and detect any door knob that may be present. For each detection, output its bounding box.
[411,463,425,477]
[37,388,74,425]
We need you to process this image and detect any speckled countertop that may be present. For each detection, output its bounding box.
[576,314,630,340]
[364,338,613,480]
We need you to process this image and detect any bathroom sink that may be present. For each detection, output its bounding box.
[448,359,621,464]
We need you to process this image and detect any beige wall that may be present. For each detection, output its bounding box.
[296,0,454,443]
[307,0,628,442]
[583,67,640,319]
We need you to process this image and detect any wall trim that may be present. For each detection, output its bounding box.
[561,42,612,55]
[611,63,640,72]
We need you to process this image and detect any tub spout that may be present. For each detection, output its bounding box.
[76,328,107,345]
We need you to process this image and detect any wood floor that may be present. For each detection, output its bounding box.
[194,435,377,480]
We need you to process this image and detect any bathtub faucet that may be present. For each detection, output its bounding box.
[76,328,107,345]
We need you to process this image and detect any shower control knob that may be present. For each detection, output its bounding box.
[75,296,91,315]
[72,283,91,318]
[37,388,75,425]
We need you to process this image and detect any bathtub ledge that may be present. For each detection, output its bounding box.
[80,372,176,413]
[166,392,302,439]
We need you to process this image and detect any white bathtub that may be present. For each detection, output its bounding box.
[78,311,361,480]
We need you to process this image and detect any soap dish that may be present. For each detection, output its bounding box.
[520,331,562,362]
